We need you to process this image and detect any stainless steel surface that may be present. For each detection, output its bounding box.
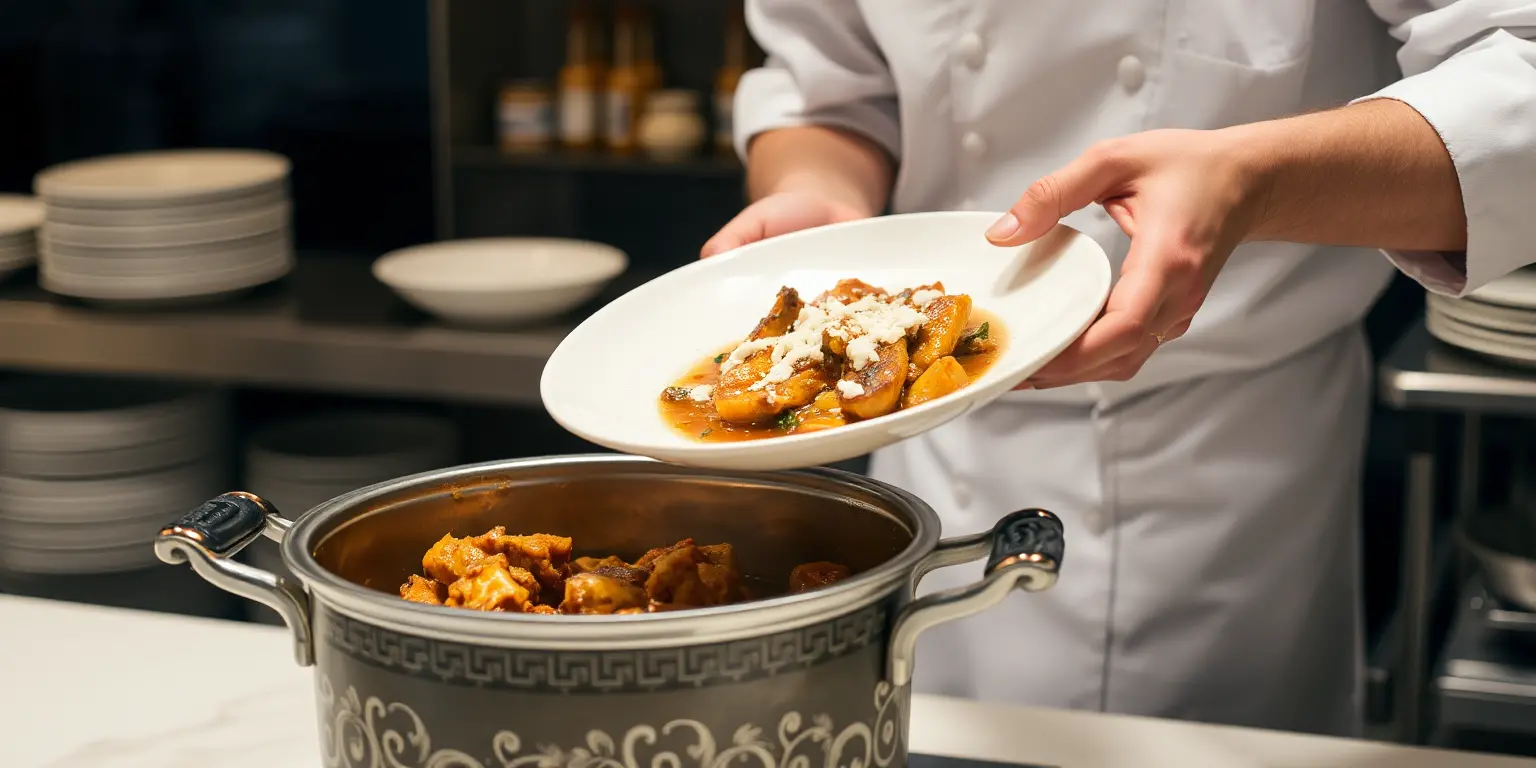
[1460,508,1536,614]
[888,511,1062,688]
[154,501,313,666]
[1381,322,1536,415]
[1436,582,1536,736]
[0,254,598,406]
[1399,448,1437,743]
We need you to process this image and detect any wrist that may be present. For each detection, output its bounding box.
[768,171,882,220]
[1215,120,1289,244]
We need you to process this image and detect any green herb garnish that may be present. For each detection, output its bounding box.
[714,353,726,364]
[775,410,800,432]
[663,386,692,401]
[700,428,713,437]
[962,322,990,343]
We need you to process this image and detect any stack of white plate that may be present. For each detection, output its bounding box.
[33,149,294,305]
[0,194,42,281]
[0,375,228,576]
[1427,268,1536,368]
[239,410,458,623]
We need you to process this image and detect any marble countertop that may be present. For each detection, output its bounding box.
[3,594,1533,768]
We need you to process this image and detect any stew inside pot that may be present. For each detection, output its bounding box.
[399,525,852,614]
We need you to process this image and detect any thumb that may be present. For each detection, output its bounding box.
[986,146,1131,246]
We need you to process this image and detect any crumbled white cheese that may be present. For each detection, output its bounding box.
[720,288,930,391]
[910,289,943,308]
[836,380,866,398]
[688,385,713,403]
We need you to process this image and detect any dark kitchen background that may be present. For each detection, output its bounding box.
[0,0,1529,756]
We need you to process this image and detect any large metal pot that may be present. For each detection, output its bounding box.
[156,455,1064,768]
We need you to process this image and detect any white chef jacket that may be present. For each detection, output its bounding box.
[734,0,1536,405]
[731,0,1536,736]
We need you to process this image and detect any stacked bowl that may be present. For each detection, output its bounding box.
[0,375,229,603]
[0,194,42,282]
[1428,268,1536,368]
[33,149,294,305]
[239,410,459,623]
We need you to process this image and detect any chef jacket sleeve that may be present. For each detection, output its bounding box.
[1357,1,1536,297]
[733,0,900,161]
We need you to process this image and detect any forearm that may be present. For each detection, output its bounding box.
[1235,98,1468,252]
[745,126,895,217]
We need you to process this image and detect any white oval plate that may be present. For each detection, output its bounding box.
[541,211,1112,471]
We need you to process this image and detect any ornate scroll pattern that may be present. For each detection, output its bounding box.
[316,673,904,768]
[321,605,886,693]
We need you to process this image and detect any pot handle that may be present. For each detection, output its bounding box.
[887,508,1064,687]
[154,492,314,666]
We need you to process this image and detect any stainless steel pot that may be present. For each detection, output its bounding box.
[156,455,1064,768]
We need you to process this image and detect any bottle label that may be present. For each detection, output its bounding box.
[605,91,633,144]
[560,90,598,144]
[715,92,734,146]
[499,101,553,144]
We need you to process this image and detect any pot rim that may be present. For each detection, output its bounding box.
[280,454,942,649]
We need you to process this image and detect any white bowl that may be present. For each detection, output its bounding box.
[372,238,628,325]
[541,211,1112,471]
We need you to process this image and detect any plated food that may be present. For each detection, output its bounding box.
[660,279,1003,442]
[398,524,852,614]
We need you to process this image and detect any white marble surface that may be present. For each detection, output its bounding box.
[2,594,1533,768]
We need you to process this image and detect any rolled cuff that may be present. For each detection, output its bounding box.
[732,66,902,163]
[1352,36,1536,297]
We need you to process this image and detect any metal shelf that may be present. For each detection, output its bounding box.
[1436,582,1536,736]
[0,253,657,407]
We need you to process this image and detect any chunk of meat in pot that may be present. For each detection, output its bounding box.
[568,555,628,575]
[644,542,743,607]
[485,532,573,597]
[789,562,853,594]
[561,572,651,615]
[421,531,493,584]
[399,574,446,605]
[445,554,542,612]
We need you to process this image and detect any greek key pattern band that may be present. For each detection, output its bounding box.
[319,605,887,693]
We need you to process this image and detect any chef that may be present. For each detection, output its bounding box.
[700,1,1536,736]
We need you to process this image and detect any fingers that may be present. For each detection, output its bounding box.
[1023,229,1208,387]
[987,141,1137,246]
[700,211,767,259]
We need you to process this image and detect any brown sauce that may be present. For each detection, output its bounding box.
[661,308,1007,443]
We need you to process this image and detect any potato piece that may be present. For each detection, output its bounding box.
[749,287,802,341]
[796,391,846,433]
[839,339,908,420]
[902,356,970,409]
[714,354,834,425]
[909,294,973,377]
[816,279,886,305]
[399,574,446,605]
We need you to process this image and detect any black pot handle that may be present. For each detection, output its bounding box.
[887,508,1065,687]
[155,492,314,666]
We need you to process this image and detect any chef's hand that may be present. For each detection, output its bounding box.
[700,191,871,258]
[986,129,1266,389]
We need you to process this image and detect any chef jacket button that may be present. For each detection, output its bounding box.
[1118,55,1147,93]
[956,32,986,69]
[961,131,988,158]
